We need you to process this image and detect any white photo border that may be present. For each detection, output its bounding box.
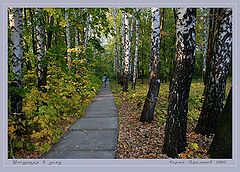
[0,0,239,170]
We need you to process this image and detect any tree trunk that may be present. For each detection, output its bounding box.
[84,9,90,49]
[23,8,29,53]
[122,11,131,92]
[141,19,145,85]
[202,8,209,83]
[132,9,139,90]
[53,18,60,47]
[113,8,119,79]
[160,8,165,83]
[75,28,79,57]
[9,8,24,114]
[79,9,85,47]
[204,9,217,85]
[169,8,177,83]
[29,8,37,55]
[65,8,71,69]
[195,8,232,136]
[163,8,196,158]
[118,10,125,86]
[128,14,134,80]
[140,8,161,122]
[117,14,121,83]
[46,15,54,50]
[160,8,165,39]
[141,45,144,84]
[209,87,232,158]
[75,10,79,58]
[35,8,47,91]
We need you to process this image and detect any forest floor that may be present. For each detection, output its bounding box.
[111,78,232,159]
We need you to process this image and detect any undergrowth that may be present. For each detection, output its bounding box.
[8,58,102,158]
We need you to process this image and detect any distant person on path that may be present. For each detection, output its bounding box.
[102,74,108,87]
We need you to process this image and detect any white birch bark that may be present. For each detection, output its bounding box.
[65,8,71,69]
[35,8,47,87]
[140,8,161,121]
[128,14,135,77]
[113,8,118,77]
[202,8,209,80]
[133,8,140,89]
[84,9,90,48]
[163,8,196,158]
[122,11,131,91]
[75,10,79,58]
[121,10,125,79]
[196,8,232,136]
[9,8,23,81]
[9,8,24,124]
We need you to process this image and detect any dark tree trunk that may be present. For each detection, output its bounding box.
[140,8,161,123]
[160,9,165,83]
[54,19,60,47]
[195,8,232,136]
[204,8,217,86]
[163,8,196,158]
[29,8,37,55]
[23,8,29,53]
[23,8,27,28]
[47,15,54,50]
[209,87,232,158]
[173,8,177,28]
[169,8,177,82]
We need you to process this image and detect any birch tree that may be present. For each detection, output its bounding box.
[163,8,196,158]
[65,8,71,69]
[195,8,232,136]
[122,11,131,92]
[209,87,232,158]
[35,8,47,90]
[113,8,119,79]
[75,9,79,58]
[118,10,125,85]
[128,13,135,78]
[140,8,161,122]
[84,9,90,48]
[9,8,24,114]
[202,8,209,82]
[132,9,140,89]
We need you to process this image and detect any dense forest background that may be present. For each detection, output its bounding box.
[8,7,232,159]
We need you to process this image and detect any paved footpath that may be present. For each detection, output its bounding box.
[41,84,118,159]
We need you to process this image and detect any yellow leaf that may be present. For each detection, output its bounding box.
[8,125,15,133]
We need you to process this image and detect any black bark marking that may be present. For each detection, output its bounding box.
[163,8,196,158]
[195,8,232,136]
